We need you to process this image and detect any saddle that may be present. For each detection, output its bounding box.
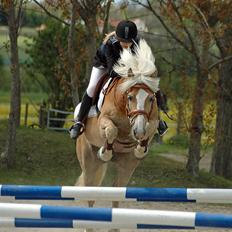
[74,75,115,120]
[92,74,110,105]
[92,74,113,111]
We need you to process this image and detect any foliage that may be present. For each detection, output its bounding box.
[25,19,86,112]
[0,6,7,25]
[22,8,48,27]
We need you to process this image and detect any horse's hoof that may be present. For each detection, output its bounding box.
[97,146,113,162]
[134,145,148,159]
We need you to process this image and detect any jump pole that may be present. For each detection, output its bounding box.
[0,185,232,203]
[0,203,231,229]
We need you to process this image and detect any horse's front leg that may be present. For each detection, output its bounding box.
[98,116,118,162]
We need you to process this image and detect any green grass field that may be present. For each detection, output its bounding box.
[0,91,48,125]
[0,120,231,187]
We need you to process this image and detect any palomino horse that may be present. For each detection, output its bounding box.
[75,40,159,230]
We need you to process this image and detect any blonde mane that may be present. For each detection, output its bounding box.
[113,39,159,93]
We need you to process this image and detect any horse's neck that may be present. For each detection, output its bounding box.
[100,78,130,131]
[112,78,127,115]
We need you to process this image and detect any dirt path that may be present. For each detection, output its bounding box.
[158,153,212,172]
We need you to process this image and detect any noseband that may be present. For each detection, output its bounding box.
[126,84,155,123]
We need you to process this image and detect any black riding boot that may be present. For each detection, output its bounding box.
[156,90,169,136]
[69,92,93,139]
[158,120,168,136]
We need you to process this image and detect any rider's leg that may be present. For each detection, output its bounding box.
[156,90,169,136]
[69,67,106,139]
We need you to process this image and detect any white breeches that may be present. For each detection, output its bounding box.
[87,67,107,97]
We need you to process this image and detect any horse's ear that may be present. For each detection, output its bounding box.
[151,70,158,78]
[128,68,134,77]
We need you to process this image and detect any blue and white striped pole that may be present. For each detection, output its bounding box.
[0,203,231,229]
[0,218,193,229]
[0,185,232,203]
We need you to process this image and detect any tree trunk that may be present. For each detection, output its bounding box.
[211,60,232,179]
[211,16,232,179]
[186,71,206,176]
[68,0,80,106]
[3,0,21,167]
[8,1,21,127]
[101,0,112,38]
[84,18,98,82]
[176,101,185,135]
[186,37,210,176]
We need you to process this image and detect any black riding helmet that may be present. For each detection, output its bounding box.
[116,20,138,43]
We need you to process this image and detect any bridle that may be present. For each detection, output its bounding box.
[126,84,156,124]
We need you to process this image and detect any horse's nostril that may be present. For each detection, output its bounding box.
[133,129,137,135]
[133,128,146,140]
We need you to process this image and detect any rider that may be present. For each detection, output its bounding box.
[69,20,168,139]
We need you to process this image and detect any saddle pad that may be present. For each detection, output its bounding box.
[97,78,112,111]
[74,104,98,119]
[73,78,112,120]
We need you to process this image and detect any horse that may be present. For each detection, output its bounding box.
[75,39,160,231]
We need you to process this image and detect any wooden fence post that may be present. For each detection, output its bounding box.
[24,103,29,126]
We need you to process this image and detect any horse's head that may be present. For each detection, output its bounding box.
[125,83,158,140]
[113,39,160,141]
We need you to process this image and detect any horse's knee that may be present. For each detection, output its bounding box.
[99,117,118,143]
[105,126,118,143]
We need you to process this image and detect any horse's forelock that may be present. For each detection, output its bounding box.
[119,76,160,94]
[114,39,159,93]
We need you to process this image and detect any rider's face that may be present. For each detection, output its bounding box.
[120,41,133,49]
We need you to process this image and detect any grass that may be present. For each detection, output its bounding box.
[0,120,231,188]
[0,91,48,125]
[0,120,78,185]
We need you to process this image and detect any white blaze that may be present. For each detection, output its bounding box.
[134,89,148,138]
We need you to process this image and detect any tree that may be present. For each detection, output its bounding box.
[133,0,214,176]
[210,2,232,179]
[133,0,232,177]
[74,0,112,81]
[32,0,112,105]
[68,0,80,106]
[68,0,112,105]
[26,19,87,127]
[1,0,23,167]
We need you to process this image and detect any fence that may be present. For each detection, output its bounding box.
[46,108,73,131]
[0,185,232,229]
[0,202,232,229]
[0,185,232,203]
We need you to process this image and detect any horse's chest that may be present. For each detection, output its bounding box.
[112,116,131,136]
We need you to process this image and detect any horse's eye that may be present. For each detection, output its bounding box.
[127,95,133,101]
